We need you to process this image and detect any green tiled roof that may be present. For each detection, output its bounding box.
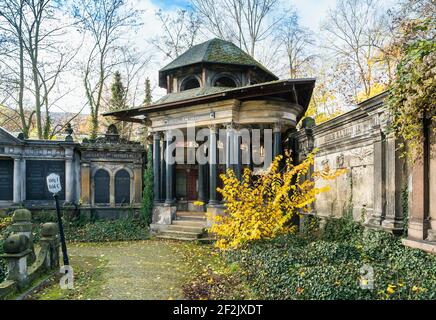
[159,38,277,79]
[154,86,230,105]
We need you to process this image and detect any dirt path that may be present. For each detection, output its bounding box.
[30,240,196,300]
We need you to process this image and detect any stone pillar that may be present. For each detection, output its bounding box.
[133,164,143,203]
[165,131,175,205]
[80,162,91,205]
[160,139,166,202]
[407,118,430,241]
[153,132,162,203]
[10,209,35,264]
[64,148,74,203]
[235,134,242,180]
[248,129,254,172]
[408,158,429,240]
[198,162,206,203]
[208,125,219,206]
[273,122,282,159]
[40,222,60,270]
[381,133,404,233]
[109,170,115,207]
[226,124,234,171]
[367,128,385,227]
[13,157,22,204]
[1,234,32,289]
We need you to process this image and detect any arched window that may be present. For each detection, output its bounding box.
[94,169,110,204]
[180,77,200,91]
[213,76,237,88]
[115,169,130,204]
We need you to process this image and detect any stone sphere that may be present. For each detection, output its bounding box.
[12,209,32,222]
[3,234,30,254]
[41,222,59,237]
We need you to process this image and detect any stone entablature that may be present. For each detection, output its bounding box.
[290,92,408,234]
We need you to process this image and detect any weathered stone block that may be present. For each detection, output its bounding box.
[152,204,176,225]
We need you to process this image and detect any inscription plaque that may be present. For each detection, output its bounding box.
[26,160,65,200]
[115,169,130,204]
[0,159,13,200]
[94,169,110,204]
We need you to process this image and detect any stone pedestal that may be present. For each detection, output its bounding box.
[152,204,177,226]
[1,233,32,290]
[40,222,60,270]
[11,209,35,264]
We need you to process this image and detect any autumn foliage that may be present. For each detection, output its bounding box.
[209,151,346,250]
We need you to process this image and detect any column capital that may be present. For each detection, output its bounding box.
[153,131,162,140]
[208,124,218,133]
[273,122,282,133]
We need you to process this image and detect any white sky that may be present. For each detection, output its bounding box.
[53,0,396,114]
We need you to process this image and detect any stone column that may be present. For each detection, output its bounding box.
[408,118,430,241]
[165,131,175,205]
[226,124,234,171]
[153,132,162,203]
[133,164,143,203]
[248,129,254,172]
[64,148,74,203]
[367,128,385,227]
[273,122,282,159]
[235,134,242,180]
[160,139,166,202]
[208,125,219,206]
[80,162,91,205]
[13,157,22,204]
[198,162,207,203]
[381,132,404,233]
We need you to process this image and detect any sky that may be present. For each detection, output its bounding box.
[46,0,396,114]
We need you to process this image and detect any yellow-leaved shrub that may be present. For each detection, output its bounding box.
[209,151,346,250]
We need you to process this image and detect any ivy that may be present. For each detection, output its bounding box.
[387,19,436,159]
[141,147,154,225]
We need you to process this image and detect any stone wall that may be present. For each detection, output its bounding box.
[290,92,408,234]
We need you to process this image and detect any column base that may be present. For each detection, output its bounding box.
[407,217,430,241]
[381,218,404,234]
[364,212,383,229]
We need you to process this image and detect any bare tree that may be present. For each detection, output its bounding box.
[191,0,284,58]
[321,0,390,103]
[0,0,80,139]
[0,0,31,137]
[276,12,316,78]
[74,0,142,139]
[151,9,201,59]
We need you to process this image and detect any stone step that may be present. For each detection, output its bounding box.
[156,234,200,241]
[176,211,206,217]
[166,224,205,233]
[158,229,201,239]
[172,219,207,227]
[175,215,206,221]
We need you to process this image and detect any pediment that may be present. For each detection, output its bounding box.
[0,127,22,145]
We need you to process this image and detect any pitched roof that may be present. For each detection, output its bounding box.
[103,78,316,123]
[159,38,277,79]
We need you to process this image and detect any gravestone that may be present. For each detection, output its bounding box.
[94,169,110,204]
[0,159,13,201]
[115,169,130,204]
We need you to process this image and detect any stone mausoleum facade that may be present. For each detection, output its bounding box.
[0,125,145,219]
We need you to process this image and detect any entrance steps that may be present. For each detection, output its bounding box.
[155,211,208,241]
